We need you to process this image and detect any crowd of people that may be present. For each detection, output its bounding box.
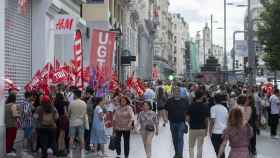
[4,80,279,158]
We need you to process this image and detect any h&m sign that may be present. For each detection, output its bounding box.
[54,15,76,34]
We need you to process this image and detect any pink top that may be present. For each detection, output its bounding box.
[224,125,253,158]
[113,105,135,131]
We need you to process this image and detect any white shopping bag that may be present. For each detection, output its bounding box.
[202,136,217,158]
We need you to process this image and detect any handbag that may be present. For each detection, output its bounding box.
[184,123,189,134]
[109,136,117,151]
[84,114,90,130]
[145,124,155,132]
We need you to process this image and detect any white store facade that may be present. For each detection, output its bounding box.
[0,0,88,155]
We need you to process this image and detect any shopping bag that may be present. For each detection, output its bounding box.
[84,114,90,130]
[109,136,117,151]
[202,136,217,158]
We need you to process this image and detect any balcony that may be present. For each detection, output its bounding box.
[81,0,111,29]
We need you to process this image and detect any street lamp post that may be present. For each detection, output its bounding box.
[224,0,228,72]
[247,0,256,86]
[211,14,213,56]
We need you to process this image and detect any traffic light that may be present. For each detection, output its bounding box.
[168,75,174,81]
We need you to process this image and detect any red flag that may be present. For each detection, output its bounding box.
[109,71,119,91]
[90,29,116,87]
[73,30,83,88]
[82,67,90,82]
[24,81,32,92]
[41,63,51,79]
[18,0,28,16]
[51,68,68,84]
[54,59,60,71]
[71,59,81,68]
[30,70,41,88]
[152,65,159,81]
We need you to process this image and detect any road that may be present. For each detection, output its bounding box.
[8,124,280,158]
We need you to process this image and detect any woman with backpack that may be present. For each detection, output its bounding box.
[34,95,59,158]
[156,87,168,127]
[54,93,69,156]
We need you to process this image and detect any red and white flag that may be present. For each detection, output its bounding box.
[73,30,83,88]
[30,70,41,88]
[18,0,28,16]
[90,29,116,87]
[52,68,68,84]
[40,63,53,80]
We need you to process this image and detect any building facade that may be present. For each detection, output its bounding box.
[171,14,189,78]
[153,0,173,80]
[213,44,224,67]
[197,23,224,68]
[152,0,190,79]
[0,0,5,156]
[197,23,211,67]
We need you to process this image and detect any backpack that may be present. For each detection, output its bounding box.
[39,108,56,127]
[41,112,55,127]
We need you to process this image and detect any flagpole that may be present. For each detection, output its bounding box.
[81,36,84,89]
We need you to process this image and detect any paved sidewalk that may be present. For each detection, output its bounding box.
[6,125,280,158]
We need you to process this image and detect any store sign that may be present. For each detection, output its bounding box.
[54,15,76,34]
[234,40,248,57]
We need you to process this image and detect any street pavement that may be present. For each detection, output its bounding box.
[8,124,280,158]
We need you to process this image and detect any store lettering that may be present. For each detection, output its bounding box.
[96,32,109,65]
[56,18,74,30]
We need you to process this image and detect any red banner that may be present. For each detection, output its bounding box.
[90,29,116,86]
[152,65,159,81]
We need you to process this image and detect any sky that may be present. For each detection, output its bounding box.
[169,0,247,51]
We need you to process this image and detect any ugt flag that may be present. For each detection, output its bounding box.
[90,29,116,87]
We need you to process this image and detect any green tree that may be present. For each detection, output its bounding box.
[257,0,280,71]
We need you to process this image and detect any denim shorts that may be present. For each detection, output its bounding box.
[69,126,84,139]
[23,127,33,139]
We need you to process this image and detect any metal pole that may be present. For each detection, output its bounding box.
[233,32,236,72]
[211,14,213,56]
[203,29,206,64]
[247,0,256,86]
[224,0,228,71]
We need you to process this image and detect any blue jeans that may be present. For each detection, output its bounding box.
[170,122,185,158]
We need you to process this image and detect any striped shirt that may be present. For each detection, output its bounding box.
[20,100,33,128]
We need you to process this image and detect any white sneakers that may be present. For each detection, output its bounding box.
[81,149,86,158]
[271,135,280,139]
[6,152,17,157]
[68,149,73,158]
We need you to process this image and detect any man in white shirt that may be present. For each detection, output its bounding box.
[68,89,88,158]
[210,93,229,158]
[269,89,280,138]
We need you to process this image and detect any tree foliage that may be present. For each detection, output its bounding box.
[257,0,280,71]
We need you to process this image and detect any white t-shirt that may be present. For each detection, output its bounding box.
[211,104,229,134]
[144,88,156,101]
[269,95,280,115]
